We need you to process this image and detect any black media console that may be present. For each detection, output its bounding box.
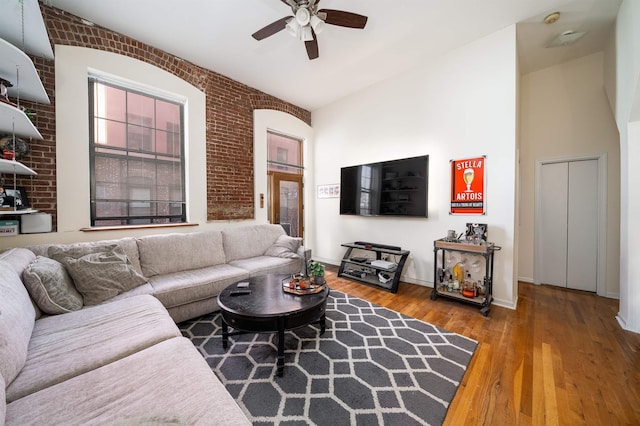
[337,242,410,293]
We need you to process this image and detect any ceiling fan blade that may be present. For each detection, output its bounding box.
[318,9,368,29]
[305,30,319,60]
[281,0,297,9]
[252,16,291,40]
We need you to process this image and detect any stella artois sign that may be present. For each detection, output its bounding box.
[450,156,486,215]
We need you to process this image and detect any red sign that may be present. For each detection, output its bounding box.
[450,156,486,215]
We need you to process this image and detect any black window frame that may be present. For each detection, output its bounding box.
[88,77,187,226]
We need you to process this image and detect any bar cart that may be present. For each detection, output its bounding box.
[431,238,500,316]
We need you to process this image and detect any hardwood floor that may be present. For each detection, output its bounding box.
[323,266,640,425]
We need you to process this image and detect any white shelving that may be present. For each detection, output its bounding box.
[0,158,37,176]
[0,208,37,216]
[0,37,50,104]
[0,0,54,60]
[0,0,51,224]
[0,102,43,139]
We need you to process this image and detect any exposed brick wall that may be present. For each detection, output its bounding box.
[11,5,311,226]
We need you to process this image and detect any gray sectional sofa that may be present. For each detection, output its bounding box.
[1,224,304,425]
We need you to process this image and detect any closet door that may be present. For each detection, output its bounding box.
[539,162,569,287]
[566,160,598,292]
[538,159,599,292]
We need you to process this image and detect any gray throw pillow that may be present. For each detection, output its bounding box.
[48,243,120,264]
[50,244,147,306]
[264,235,301,259]
[22,256,84,314]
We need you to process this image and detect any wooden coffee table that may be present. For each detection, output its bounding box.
[217,274,329,376]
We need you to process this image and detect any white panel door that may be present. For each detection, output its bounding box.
[539,162,569,287]
[567,160,598,292]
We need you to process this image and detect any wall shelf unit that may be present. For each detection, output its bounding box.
[0,0,54,60]
[0,102,43,139]
[0,37,50,104]
[0,0,52,225]
[0,158,37,176]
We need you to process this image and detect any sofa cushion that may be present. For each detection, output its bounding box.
[222,224,286,262]
[0,251,36,387]
[229,256,302,277]
[264,234,302,259]
[0,247,37,275]
[137,231,226,277]
[1,248,43,321]
[5,337,251,426]
[49,244,147,306]
[147,264,248,309]
[5,295,181,402]
[22,256,83,314]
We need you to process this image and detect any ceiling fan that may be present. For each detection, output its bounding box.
[252,0,368,60]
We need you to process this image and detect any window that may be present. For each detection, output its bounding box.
[89,78,186,226]
[267,131,302,174]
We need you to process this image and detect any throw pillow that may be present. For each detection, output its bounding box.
[22,256,83,314]
[264,235,301,259]
[48,243,120,264]
[50,244,147,306]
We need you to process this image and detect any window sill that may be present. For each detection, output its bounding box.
[80,222,198,232]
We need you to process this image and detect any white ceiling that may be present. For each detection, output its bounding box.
[43,0,621,111]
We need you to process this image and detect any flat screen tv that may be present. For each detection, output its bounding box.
[340,155,428,217]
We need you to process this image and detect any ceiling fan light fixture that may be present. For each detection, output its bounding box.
[310,14,325,34]
[286,18,300,38]
[301,25,314,42]
[295,7,311,26]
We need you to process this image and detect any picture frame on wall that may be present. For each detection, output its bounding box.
[2,186,30,209]
[450,156,486,215]
[317,184,340,199]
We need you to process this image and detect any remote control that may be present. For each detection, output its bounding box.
[230,289,251,296]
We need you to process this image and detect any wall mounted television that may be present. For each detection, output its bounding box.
[340,155,429,217]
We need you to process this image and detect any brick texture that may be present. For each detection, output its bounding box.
[8,5,311,228]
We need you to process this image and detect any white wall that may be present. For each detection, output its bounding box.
[614,0,640,333]
[518,52,620,298]
[311,25,519,309]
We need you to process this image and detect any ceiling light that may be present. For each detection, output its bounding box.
[310,15,325,34]
[286,18,300,38]
[544,12,560,25]
[295,7,311,26]
[547,30,586,48]
[301,26,314,42]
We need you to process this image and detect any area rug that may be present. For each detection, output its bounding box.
[179,290,477,425]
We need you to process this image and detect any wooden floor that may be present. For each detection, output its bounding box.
[323,266,640,425]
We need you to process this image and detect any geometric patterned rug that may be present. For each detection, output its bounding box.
[179,290,477,426]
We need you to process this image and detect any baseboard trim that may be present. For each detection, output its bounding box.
[492,296,518,311]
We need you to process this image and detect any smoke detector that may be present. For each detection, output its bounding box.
[547,30,586,48]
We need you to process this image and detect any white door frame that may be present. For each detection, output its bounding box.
[534,154,607,296]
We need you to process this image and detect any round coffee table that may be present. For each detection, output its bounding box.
[217,274,329,376]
